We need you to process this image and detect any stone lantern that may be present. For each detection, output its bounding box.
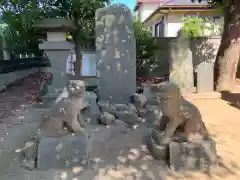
[35,18,76,99]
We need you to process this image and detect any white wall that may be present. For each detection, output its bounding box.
[165,14,184,37]
[152,12,222,37]
[136,3,160,22]
[66,51,97,76]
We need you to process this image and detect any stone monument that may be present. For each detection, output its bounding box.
[95,3,136,102]
[197,61,214,93]
[169,30,194,94]
[35,18,76,100]
[146,82,218,171]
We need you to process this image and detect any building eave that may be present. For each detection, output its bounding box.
[134,2,142,11]
[143,5,213,24]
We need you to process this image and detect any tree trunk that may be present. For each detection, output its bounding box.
[214,0,240,91]
[73,31,82,76]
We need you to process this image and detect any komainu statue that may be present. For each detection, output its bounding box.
[147,81,218,171]
[38,80,88,137]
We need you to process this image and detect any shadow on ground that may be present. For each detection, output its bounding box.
[79,124,168,180]
[221,91,240,110]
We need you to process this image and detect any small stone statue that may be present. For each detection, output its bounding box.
[147,82,218,170]
[38,80,88,137]
[153,82,209,143]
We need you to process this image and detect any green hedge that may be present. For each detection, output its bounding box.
[0,57,51,74]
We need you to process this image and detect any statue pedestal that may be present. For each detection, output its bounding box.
[39,41,74,99]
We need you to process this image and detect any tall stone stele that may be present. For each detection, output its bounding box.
[95,4,136,102]
[35,18,76,99]
[169,30,194,94]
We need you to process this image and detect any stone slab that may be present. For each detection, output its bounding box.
[37,135,89,169]
[196,62,214,93]
[146,129,169,161]
[39,41,74,50]
[169,140,218,172]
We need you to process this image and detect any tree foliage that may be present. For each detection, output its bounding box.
[0,0,46,55]
[133,17,159,76]
[0,0,109,60]
[181,16,205,37]
[181,15,223,37]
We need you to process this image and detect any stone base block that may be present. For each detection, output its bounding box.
[146,129,218,172]
[82,92,101,124]
[116,111,139,125]
[146,129,168,161]
[142,105,163,126]
[99,112,115,125]
[169,140,218,172]
[37,135,88,169]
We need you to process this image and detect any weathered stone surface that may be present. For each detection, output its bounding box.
[21,159,35,170]
[136,86,144,94]
[127,103,138,115]
[112,103,139,125]
[169,140,218,171]
[36,117,70,139]
[147,96,161,106]
[149,82,209,144]
[20,140,38,170]
[95,3,136,102]
[37,44,74,99]
[98,100,116,115]
[145,82,217,171]
[137,108,147,117]
[113,103,137,115]
[146,129,168,161]
[0,124,8,140]
[77,113,87,127]
[169,31,194,94]
[143,105,163,126]
[37,135,88,169]
[131,93,147,108]
[142,83,153,98]
[142,84,162,105]
[112,103,129,112]
[22,141,38,160]
[99,112,115,125]
[116,110,139,125]
[82,92,101,124]
[39,80,87,136]
[196,61,214,93]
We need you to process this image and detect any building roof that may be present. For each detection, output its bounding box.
[134,0,208,11]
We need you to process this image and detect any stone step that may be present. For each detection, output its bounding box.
[37,135,89,170]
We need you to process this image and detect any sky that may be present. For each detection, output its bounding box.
[112,0,136,11]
